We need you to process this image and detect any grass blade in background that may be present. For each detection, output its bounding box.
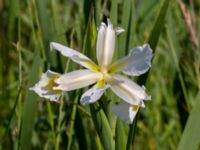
[147,0,170,51]
[126,0,171,149]
[110,0,117,26]
[50,0,66,44]
[20,53,43,150]
[138,0,170,85]
[117,0,132,56]
[178,91,200,150]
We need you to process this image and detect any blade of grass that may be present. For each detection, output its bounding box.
[166,25,191,110]
[50,0,66,44]
[66,92,79,150]
[20,52,43,150]
[138,0,171,85]
[115,119,126,150]
[177,91,200,150]
[118,0,132,56]
[110,0,118,26]
[126,0,171,149]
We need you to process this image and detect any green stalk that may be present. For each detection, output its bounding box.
[47,103,57,147]
[55,97,64,150]
[67,93,79,150]
[126,110,139,150]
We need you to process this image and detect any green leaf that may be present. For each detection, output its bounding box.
[127,0,171,149]
[115,119,127,150]
[90,102,115,150]
[118,0,132,56]
[178,91,200,150]
[148,0,170,50]
[20,52,43,150]
[50,0,66,44]
[138,0,170,85]
[110,0,118,26]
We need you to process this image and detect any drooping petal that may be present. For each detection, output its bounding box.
[30,70,62,102]
[50,42,99,72]
[54,69,102,91]
[112,101,140,124]
[97,19,116,68]
[109,44,153,76]
[80,84,109,105]
[109,74,150,105]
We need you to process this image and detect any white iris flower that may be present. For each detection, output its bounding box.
[30,19,153,124]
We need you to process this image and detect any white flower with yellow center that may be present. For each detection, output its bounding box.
[31,19,153,124]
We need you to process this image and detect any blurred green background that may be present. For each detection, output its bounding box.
[0,0,200,149]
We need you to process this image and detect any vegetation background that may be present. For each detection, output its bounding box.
[0,0,200,149]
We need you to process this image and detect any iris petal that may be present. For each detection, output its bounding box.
[54,69,102,91]
[50,42,99,72]
[30,70,62,102]
[109,74,150,105]
[112,101,139,124]
[109,44,153,76]
[80,84,108,105]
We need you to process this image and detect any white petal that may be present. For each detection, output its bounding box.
[96,23,106,65]
[109,74,150,105]
[50,42,98,71]
[112,101,139,124]
[80,84,109,105]
[97,19,116,68]
[109,44,153,76]
[30,70,62,102]
[54,69,102,91]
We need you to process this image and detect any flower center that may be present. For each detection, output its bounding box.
[47,75,62,94]
[97,67,112,88]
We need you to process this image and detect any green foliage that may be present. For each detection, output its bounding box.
[0,0,200,149]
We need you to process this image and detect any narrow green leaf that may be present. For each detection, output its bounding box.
[20,52,43,150]
[127,0,171,149]
[36,0,52,62]
[67,93,79,150]
[94,0,101,25]
[110,0,118,26]
[138,0,170,85]
[178,91,200,150]
[50,0,66,44]
[90,102,115,150]
[118,0,132,56]
[148,0,171,51]
[127,0,137,50]
[115,119,126,150]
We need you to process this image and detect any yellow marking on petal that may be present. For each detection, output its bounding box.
[97,79,105,88]
[83,61,99,72]
[108,59,129,73]
[132,105,140,112]
[73,57,99,72]
[47,75,62,94]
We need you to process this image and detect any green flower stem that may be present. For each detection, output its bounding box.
[47,103,57,147]
[126,109,139,150]
[67,93,79,150]
[55,97,65,150]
